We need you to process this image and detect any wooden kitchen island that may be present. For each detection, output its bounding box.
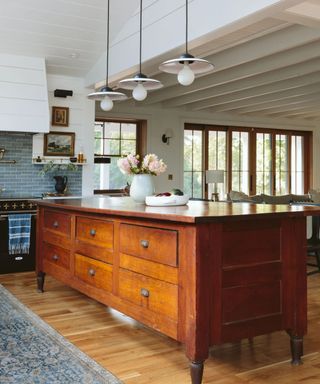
[36,197,320,384]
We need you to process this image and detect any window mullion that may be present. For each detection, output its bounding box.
[288,134,292,193]
[204,127,208,199]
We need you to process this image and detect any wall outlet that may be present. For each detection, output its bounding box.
[168,174,173,180]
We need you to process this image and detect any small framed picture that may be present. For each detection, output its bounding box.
[51,106,69,127]
[44,132,75,156]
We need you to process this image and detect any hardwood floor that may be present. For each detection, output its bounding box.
[0,271,319,383]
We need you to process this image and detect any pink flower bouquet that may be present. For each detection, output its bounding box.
[117,153,167,176]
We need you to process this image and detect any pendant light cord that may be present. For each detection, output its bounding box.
[139,0,143,74]
[105,0,110,87]
[185,0,188,53]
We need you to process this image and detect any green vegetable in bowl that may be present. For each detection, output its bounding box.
[171,188,184,196]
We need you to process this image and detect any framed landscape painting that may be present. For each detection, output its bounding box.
[44,132,75,156]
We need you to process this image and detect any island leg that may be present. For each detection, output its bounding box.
[290,335,303,365]
[283,217,307,367]
[183,224,217,384]
[37,271,46,292]
[190,361,204,384]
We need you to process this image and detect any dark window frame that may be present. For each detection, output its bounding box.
[184,123,312,199]
[93,118,145,194]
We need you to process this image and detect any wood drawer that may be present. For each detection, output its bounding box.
[120,254,178,285]
[43,242,70,271]
[44,210,71,238]
[75,253,112,292]
[119,224,178,267]
[75,217,114,264]
[76,216,113,247]
[118,268,178,321]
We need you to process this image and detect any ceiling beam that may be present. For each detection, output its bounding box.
[162,57,320,108]
[206,81,320,113]
[144,25,320,105]
[232,92,320,114]
[274,7,320,29]
[286,111,320,119]
[267,108,320,118]
[240,98,320,116]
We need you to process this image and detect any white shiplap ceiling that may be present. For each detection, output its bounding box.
[1,0,320,121]
[0,0,139,77]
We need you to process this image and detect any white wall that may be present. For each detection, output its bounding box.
[33,74,95,196]
[96,102,319,193]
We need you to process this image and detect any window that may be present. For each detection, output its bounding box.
[256,132,272,194]
[184,125,227,199]
[184,123,312,199]
[94,120,142,192]
[231,130,249,194]
[255,131,307,196]
[207,128,227,198]
[291,135,305,194]
[275,134,289,195]
[184,128,203,198]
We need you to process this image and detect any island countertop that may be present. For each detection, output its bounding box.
[36,196,320,223]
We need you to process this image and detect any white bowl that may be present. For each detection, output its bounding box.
[145,194,189,206]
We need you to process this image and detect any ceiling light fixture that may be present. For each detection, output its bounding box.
[87,0,127,111]
[159,0,214,86]
[119,0,163,101]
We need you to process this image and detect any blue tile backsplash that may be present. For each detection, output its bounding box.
[0,133,82,198]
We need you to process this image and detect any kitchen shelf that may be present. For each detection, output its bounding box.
[32,159,87,166]
[0,160,16,164]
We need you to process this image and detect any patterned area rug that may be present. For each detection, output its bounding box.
[0,284,122,384]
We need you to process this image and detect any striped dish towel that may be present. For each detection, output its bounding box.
[8,213,32,255]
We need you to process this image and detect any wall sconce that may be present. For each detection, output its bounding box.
[162,129,173,145]
[206,170,224,201]
[54,89,73,98]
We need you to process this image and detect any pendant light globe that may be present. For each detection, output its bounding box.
[178,63,195,86]
[100,96,114,111]
[87,0,127,109]
[120,73,161,101]
[118,0,162,100]
[133,83,147,101]
[159,0,214,86]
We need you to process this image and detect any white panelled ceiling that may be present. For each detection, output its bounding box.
[1,0,320,121]
[0,0,139,77]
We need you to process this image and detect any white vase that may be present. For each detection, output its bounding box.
[130,174,155,203]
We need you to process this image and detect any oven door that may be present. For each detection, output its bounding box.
[0,214,36,274]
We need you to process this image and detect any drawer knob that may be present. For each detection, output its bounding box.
[90,229,96,237]
[88,268,96,277]
[140,240,149,249]
[53,221,59,228]
[140,288,150,298]
[52,254,59,261]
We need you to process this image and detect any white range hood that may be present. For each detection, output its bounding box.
[0,54,49,133]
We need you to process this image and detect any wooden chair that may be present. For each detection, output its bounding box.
[307,216,320,275]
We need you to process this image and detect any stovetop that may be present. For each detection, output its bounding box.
[0,197,40,213]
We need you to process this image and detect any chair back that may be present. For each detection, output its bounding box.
[310,216,320,242]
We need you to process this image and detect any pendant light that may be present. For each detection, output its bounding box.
[159,0,214,86]
[119,0,163,101]
[87,0,127,111]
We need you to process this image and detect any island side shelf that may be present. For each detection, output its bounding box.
[36,199,317,384]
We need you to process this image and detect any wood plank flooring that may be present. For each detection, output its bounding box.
[0,271,319,383]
